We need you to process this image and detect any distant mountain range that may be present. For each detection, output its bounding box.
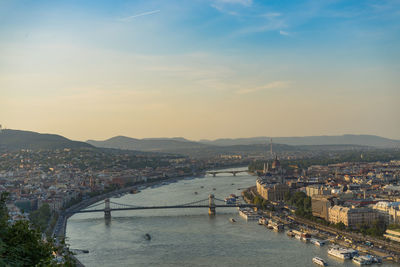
[0,129,93,150]
[87,134,400,155]
[199,135,400,148]
[1,129,399,154]
[86,136,300,156]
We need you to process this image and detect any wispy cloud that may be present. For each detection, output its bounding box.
[279,30,290,36]
[264,12,281,19]
[235,19,286,35]
[236,81,291,95]
[214,0,252,6]
[211,0,252,15]
[231,10,287,35]
[118,10,161,22]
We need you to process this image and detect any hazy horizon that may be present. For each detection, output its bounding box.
[1,0,399,141]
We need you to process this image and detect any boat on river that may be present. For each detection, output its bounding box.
[224,197,236,204]
[144,233,151,240]
[267,219,284,232]
[312,257,327,266]
[352,255,372,265]
[258,217,267,225]
[286,230,295,237]
[327,247,357,260]
[310,238,327,246]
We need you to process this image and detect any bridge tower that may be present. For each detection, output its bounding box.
[104,198,111,219]
[208,194,216,216]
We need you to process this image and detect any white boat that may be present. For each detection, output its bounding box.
[267,220,284,232]
[258,217,267,225]
[312,257,327,266]
[310,238,327,246]
[286,230,295,237]
[327,247,351,260]
[352,255,372,265]
[299,232,311,242]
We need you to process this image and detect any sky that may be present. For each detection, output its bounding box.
[0,0,399,141]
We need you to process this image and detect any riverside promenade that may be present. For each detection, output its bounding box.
[242,187,400,263]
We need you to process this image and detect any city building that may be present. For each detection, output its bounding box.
[256,178,289,202]
[306,185,331,197]
[311,195,333,221]
[328,205,378,227]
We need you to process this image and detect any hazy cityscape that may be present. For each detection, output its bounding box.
[1,0,400,266]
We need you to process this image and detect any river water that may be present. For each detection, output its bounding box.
[66,168,396,267]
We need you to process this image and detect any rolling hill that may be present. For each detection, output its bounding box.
[0,129,93,150]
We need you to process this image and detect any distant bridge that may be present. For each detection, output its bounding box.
[206,170,249,177]
[67,194,255,219]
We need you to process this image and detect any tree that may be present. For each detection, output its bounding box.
[3,220,54,266]
[284,192,291,201]
[335,222,346,230]
[29,203,52,232]
[253,196,263,207]
[0,192,65,266]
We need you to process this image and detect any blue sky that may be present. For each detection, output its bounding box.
[0,0,399,140]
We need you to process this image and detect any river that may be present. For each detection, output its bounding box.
[66,168,397,266]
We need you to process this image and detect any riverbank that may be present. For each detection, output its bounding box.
[57,165,251,238]
[241,187,400,263]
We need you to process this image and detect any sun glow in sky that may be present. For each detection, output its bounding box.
[1,0,399,141]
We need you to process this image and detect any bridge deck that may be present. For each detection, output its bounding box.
[69,204,255,214]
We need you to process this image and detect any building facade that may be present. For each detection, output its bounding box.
[306,185,331,197]
[256,178,289,202]
[311,195,332,221]
[328,205,378,227]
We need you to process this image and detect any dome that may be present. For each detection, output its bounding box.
[272,155,280,169]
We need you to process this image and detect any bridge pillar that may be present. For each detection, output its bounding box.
[208,194,216,216]
[233,172,236,176]
[104,198,111,219]
[212,173,216,177]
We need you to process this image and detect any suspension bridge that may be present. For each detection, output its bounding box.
[206,170,249,177]
[67,194,255,219]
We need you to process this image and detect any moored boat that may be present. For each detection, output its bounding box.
[267,219,284,232]
[352,255,372,265]
[224,197,236,204]
[258,217,267,225]
[300,232,311,242]
[310,238,327,246]
[286,230,295,237]
[312,257,327,266]
[328,247,349,260]
[327,247,357,260]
